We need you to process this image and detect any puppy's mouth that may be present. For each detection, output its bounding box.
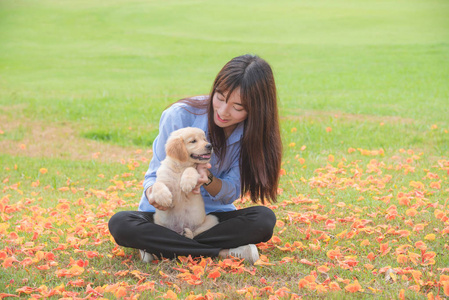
[191,152,212,161]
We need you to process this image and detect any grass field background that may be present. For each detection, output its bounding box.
[1,0,449,298]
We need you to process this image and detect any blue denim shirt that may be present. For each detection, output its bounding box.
[138,99,244,213]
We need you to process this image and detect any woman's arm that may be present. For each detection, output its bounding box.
[196,164,222,197]
[201,157,241,205]
[202,169,222,197]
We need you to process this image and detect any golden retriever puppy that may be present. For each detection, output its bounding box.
[150,127,219,238]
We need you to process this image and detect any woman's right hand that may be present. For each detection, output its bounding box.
[191,163,212,194]
[145,186,169,211]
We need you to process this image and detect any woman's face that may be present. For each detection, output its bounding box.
[212,88,248,137]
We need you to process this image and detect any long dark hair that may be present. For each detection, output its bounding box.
[179,54,282,204]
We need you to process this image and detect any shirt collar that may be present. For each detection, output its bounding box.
[227,121,244,145]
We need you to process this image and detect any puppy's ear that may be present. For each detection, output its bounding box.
[166,136,189,162]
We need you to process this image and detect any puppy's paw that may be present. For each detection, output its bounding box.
[183,228,194,239]
[152,182,173,207]
[180,167,199,193]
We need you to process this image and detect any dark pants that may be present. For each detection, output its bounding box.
[108,206,276,259]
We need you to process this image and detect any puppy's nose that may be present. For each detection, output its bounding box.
[205,143,212,151]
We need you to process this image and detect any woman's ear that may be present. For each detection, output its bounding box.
[166,136,189,162]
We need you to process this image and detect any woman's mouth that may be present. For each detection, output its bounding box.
[216,113,228,123]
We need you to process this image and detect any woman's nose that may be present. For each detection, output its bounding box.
[219,103,231,116]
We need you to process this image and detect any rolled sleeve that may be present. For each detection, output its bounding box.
[208,163,241,204]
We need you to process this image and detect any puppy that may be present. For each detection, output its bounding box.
[149,127,219,238]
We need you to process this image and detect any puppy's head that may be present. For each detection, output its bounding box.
[165,127,213,164]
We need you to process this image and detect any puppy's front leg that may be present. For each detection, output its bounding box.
[151,181,173,207]
[180,167,199,193]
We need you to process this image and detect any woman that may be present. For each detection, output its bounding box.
[108,54,282,264]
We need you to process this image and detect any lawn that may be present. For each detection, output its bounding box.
[1,0,449,298]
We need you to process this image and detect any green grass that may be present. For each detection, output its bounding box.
[1,0,448,298]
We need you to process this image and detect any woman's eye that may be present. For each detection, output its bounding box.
[234,106,244,112]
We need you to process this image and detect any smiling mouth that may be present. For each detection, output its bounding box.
[217,113,228,122]
[191,152,212,161]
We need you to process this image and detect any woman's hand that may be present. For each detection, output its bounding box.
[145,186,169,211]
[192,163,211,194]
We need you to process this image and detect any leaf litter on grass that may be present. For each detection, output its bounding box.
[1,143,448,299]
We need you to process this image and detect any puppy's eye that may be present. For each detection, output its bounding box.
[190,139,197,143]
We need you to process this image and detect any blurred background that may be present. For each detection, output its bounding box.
[1,0,448,157]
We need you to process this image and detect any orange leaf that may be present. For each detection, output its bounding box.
[398,230,410,237]
[207,270,221,280]
[317,265,330,273]
[329,281,341,291]
[305,275,316,283]
[15,286,34,295]
[360,239,370,246]
[406,208,418,217]
[424,234,435,241]
[276,220,285,228]
[345,280,362,293]
[444,282,449,296]
[397,254,408,264]
[379,242,391,256]
[429,181,441,189]
[85,251,99,258]
[163,290,178,299]
[115,286,127,298]
[270,236,282,244]
[410,181,424,189]
[398,196,410,207]
[20,257,33,266]
[0,293,19,299]
[3,257,18,268]
[440,275,449,283]
[68,279,86,287]
[36,264,50,270]
[415,241,427,251]
[298,278,309,289]
[399,289,405,300]
[254,259,275,266]
[299,258,314,266]
[44,252,55,261]
[327,248,342,260]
